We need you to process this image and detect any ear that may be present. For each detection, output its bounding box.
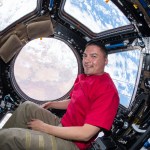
[105,57,108,65]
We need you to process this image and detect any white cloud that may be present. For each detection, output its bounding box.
[14,38,78,100]
[64,0,129,33]
[0,0,37,31]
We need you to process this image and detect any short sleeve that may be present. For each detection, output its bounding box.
[85,90,119,130]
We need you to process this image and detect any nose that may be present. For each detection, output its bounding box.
[83,56,91,63]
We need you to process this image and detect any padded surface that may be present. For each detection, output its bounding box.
[0,34,22,63]
[27,20,54,39]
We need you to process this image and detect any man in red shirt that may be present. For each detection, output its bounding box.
[0,42,119,150]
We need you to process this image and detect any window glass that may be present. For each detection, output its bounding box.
[13,38,78,101]
[0,0,37,31]
[105,50,141,108]
[64,0,130,33]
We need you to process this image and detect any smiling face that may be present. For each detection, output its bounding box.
[82,44,108,75]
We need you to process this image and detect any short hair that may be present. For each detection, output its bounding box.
[86,41,108,57]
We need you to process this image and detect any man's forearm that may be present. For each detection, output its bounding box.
[50,99,70,109]
[44,124,100,142]
[27,120,100,142]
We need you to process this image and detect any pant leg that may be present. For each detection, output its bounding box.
[0,128,79,150]
[3,101,61,128]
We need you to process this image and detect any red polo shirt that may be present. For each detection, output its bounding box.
[61,73,119,150]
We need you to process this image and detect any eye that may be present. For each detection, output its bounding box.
[91,54,97,58]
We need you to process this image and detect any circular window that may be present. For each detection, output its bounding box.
[12,38,80,102]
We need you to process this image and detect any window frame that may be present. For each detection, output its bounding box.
[106,46,143,109]
[10,37,82,104]
[58,0,135,39]
[0,0,43,34]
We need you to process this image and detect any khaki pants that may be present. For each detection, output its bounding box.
[0,101,79,150]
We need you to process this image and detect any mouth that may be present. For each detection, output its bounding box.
[84,65,93,69]
[84,65,92,69]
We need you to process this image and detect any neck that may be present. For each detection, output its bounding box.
[85,72,105,76]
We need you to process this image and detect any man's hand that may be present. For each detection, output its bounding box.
[27,119,47,132]
[41,102,52,109]
[41,99,70,110]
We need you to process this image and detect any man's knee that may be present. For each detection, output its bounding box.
[0,129,27,150]
[21,101,32,107]
[0,129,24,145]
[20,101,37,111]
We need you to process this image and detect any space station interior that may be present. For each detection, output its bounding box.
[0,0,150,149]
